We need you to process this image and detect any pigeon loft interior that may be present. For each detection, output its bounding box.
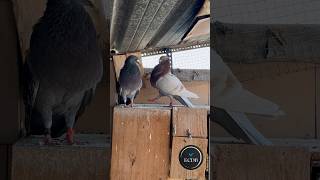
[3,0,320,179]
[0,0,211,179]
[211,22,320,179]
[108,0,210,178]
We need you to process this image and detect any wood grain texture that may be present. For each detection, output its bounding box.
[213,63,316,138]
[110,106,171,180]
[135,79,210,106]
[212,144,310,180]
[197,0,210,17]
[11,135,110,180]
[170,137,208,179]
[172,107,208,138]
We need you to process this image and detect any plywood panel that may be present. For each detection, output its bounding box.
[170,137,208,179]
[212,144,310,180]
[0,0,21,143]
[113,55,127,80]
[135,79,210,106]
[197,0,210,17]
[75,86,108,134]
[213,63,316,138]
[172,107,208,138]
[11,135,110,180]
[110,106,171,180]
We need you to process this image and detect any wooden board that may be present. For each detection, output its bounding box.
[113,54,127,80]
[110,106,171,179]
[213,63,316,138]
[11,135,110,180]
[212,144,310,180]
[170,137,208,179]
[135,79,210,106]
[197,0,210,17]
[0,0,21,143]
[172,107,208,138]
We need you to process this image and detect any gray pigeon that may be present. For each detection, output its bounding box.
[149,56,199,107]
[23,0,103,144]
[118,55,142,107]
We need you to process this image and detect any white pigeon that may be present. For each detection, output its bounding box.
[212,48,285,145]
[149,56,199,107]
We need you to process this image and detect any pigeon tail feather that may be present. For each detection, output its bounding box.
[174,96,194,107]
[179,89,199,99]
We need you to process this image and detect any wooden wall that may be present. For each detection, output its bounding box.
[135,78,210,106]
[212,144,311,180]
[0,1,20,179]
[0,0,21,144]
[212,62,317,139]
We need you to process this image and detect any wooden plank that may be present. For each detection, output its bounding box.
[113,55,127,80]
[11,135,110,180]
[136,75,210,106]
[197,0,209,17]
[213,63,316,138]
[213,22,320,63]
[11,0,46,62]
[184,18,210,43]
[170,137,208,179]
[0,0,21,143]
[110,106,171,179]
[213,144,310,180]
[172,107,208,138]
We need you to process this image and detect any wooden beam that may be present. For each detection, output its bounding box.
[110,106,171,179]
[212,144,310,180]
[213,22,320,63]
[197,0,210,17]
[170,137,208,179]
[172,107,208,138]
[11,135,110,180]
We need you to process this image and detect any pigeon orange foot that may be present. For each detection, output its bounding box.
[66,128,74,145]
[148,97,158,102]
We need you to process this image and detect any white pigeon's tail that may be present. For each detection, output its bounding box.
[213,108,273,145]
[180,89,199,99]
[174,96,195,108]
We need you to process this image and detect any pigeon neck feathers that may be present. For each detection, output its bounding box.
[122,56,141,75]
[150,60,170,88]
[36,0,95,47]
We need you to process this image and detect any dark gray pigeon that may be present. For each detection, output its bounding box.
[118,55,142,107]
[149,56,199,107]
[23,0,103,144]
